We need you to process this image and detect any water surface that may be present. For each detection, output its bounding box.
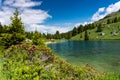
[48,40,120,73]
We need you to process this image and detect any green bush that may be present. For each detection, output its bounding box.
[32,32,45,46]
[32,38,45,46]
[0,33,25,48]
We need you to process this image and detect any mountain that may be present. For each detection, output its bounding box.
[71,10,120,40]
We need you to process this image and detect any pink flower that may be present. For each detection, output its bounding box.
[28,48,31,52]
[16,44,21,47]
[31,46,35,51]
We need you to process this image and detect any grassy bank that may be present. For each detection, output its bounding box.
[0,43,119,80]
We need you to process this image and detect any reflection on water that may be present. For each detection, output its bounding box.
[48,40,120,73]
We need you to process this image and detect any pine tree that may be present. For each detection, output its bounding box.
[9,9,25,34]
[78,25,83,33]
[80,33,82,38]
[113,17,118,23]
[0,22,3,33]
[84,30,89,40]
[55,31,61,39]
[96,24,102,32]
[72,27,78,36]
[107,19,111,24]
[67,32,72,39]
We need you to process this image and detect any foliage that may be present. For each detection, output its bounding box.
[9,9,25,34]
[2,25,10,33]
[54,31,61,39]
[0,23,3,33]
[71,22,120,40]
[0,33,25,48]
[84,30,89,40]
[32,31,45,46]
[0,9,26,48]
[96,24,103,32]
[46,33,53,39]
[1,44,119,80]
[72,27,78,36]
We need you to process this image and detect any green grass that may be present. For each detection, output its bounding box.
[0,58,6,80]
[71,22,120,40]
[0,46,6,80]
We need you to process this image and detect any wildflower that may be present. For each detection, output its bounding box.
[16,44,21,47]
[28,48,31,52]
[31,46,35,51]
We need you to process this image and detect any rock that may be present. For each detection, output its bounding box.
[98,32,105,36]
[111,30,118,36]
[25,39,32,43]
[44,64,53,70]
[40,54,50,62]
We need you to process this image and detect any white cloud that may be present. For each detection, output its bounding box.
[98,7,105,13]
[26,24,73,34]
[0,0,51,25]
[4,0,42,8]
[0,7,14,24]
[0,0,73,34]
[75,21,93,27]
[92,1,120,21]
[20,9,51,24]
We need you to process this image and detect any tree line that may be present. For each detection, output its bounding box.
[1,9,120,46]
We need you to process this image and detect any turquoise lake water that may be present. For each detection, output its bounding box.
[48,40,120,73]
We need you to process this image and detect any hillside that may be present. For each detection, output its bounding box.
[0,44,101,79]
[1,43,120,80]
[71,11,120,40]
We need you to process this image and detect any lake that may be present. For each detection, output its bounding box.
[48,40,120,73]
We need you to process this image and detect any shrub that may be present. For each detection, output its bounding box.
[0,33,25,48]
[32,32,45,46]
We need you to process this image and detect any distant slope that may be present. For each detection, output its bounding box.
[71,10,120,40]
[71,22,120,40]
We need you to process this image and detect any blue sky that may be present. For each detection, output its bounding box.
[0,0,120,33]
[39,0,120,24]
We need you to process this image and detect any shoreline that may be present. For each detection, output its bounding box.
[45,39,67,44]
[45,41,57,44]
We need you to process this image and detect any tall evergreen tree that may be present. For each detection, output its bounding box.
[80,33,82,38]
[9,9,25,34]
[47,33,52,39]
[84,30,89,40]
[96,24,102,32]
[55,31,61,39]
[0,22,3,33]
[72,27,78,36]
[113,17,118,23]
[67,31,72,39]
[78,25,83,33]
[107,19,111,24]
